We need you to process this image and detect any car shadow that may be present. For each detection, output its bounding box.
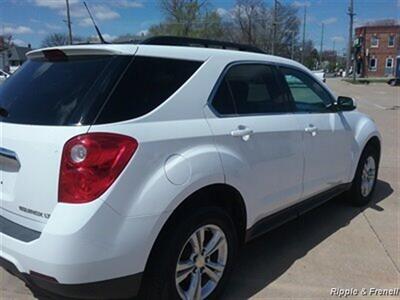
[222,179,393,299]
[33,180,393,300]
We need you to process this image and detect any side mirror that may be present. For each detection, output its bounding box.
[336,96,356,111]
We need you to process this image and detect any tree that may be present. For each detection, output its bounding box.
[41,33,69,47]
[273,3,300,57]
[149,0,224,39]
[146,0,303,60]
[301,39,318,69]
[231,0,266,45]
[223,0,300,57]
[41,33,83,47]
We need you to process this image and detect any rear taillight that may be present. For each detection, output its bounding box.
[59,133,138,204]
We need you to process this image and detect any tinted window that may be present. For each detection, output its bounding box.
[96,56,202,123]
[212,64,291,115]
[211,79,236,115]
[0,56,127,125]
[280,67,333,113]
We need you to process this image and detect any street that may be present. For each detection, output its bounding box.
[1,78,399,299]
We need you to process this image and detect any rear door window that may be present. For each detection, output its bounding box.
[95,56,203,124]
[211,64,292,116]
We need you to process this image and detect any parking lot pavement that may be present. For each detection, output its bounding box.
[1,79,399,299]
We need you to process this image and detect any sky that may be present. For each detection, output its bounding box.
[0,0,398,53]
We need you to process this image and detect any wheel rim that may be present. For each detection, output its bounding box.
[175,224,228,300]
[361,156,376,197]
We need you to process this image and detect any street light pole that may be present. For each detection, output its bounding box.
[66,0,73,45]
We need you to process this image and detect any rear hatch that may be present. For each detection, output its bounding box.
[0,46,136,231]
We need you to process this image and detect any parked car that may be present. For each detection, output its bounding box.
[0,69,10,83]
[0,37,381,300]
[312,69,326,83]
[387,56,400,86]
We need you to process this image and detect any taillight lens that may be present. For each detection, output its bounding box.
[59,133,138,204]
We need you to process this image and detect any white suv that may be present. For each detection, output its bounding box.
[0,37,381,300]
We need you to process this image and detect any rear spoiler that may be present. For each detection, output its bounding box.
[27,45,138,60]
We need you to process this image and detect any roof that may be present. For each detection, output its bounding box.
[2,46,31,61]
[27,44,303,68]
[356,24,400,30]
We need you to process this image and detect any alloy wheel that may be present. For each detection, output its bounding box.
[175,224,228,300]
[360,156,376,197]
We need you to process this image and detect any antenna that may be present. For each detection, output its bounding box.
[83,1,107,44]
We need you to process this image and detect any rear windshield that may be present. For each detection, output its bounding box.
[0,55,202,126]
[0,55,130,125]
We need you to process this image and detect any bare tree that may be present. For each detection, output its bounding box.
[41,33,69,47]
[231,0,265,45]
[274,3,300,57]
[157,0,209,36]
[150,0,302,59]
[41,33,83,47]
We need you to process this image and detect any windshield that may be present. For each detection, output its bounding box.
[0,55,130,125]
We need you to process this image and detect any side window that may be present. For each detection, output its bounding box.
[211,79,236,115]
[280,67,333,113]
[96,56,202,124]
[211,64,291,115]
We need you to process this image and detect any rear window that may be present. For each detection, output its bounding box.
[0,55,202,126]
[95,56,202,124]
[0,55,130,125]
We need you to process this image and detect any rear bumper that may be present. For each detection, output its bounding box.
[0,256,142,299]
[0,200,166,299]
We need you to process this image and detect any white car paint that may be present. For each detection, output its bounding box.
[312,69,326,83]
[0,44,381,291]
[0,70,9,83]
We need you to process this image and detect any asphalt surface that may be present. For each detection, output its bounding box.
[1,78,399,299]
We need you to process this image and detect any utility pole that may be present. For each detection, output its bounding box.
[346,0,355,77]
[291,31,295,60]
[320,22,325,66]
[301,5,307,64]
[66,0,73,45]
[272,0,278,56]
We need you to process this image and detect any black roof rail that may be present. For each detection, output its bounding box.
[140,36,266,54]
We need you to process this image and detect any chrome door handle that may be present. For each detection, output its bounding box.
[231,126,253,141]
[305,125,318,136]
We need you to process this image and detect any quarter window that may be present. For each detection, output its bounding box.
[211,64,291,115]
[369,57,377,71]
[96,56,202,124]
[280,67,333,113]
[371,35,379,47]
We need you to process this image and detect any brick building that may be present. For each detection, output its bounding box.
[355,24,399,77]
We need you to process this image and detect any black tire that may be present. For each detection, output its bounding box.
[349,145,379,206]
[140,206,239,300]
